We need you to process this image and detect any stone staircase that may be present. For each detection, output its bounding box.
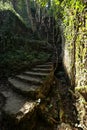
[0,61,54,130]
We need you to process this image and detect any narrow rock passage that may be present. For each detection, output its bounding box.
[55,66,78,124]
[34,62,82,130]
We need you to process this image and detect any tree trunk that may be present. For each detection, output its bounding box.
[11,0,17,11]
[35,2,41,23]
[71,26,79,90]
[26,0,36,32]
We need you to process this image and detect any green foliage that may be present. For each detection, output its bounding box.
[0,1,13,10]
[36,0,48,7]
[0,1,25,23]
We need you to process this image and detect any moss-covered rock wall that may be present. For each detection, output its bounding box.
[62,1,87,88]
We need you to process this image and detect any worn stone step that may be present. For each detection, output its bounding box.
[32,68,52,73]
[8,78,40,97]
[45,62,53,65]
[15,74,43,85]
[1,89,38,123]
[36,64,52,69]
[23,71,49,78]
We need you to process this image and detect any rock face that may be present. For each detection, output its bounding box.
[0,61,54,130]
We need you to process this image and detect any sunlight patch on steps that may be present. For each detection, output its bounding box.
[16,101,37,121]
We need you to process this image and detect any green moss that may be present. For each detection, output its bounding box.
[75,86,87,93]
[75,86,87,101]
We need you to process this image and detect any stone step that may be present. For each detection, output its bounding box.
[1,89,38,123]
[23,71,49,78]
[36,64,52,69]
[16,74,43,85]
[8,78,40,97]
[32,68,52,73]
[45,62,53,65]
